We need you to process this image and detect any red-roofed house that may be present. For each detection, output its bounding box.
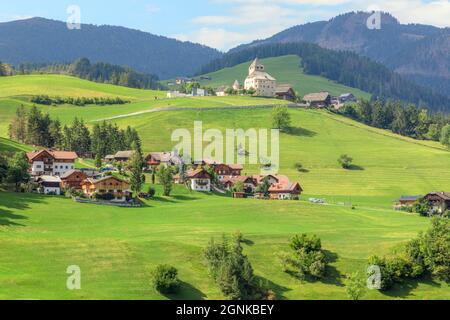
[174,169,212,192]
[215,164,243,179]
[26,150,78,177]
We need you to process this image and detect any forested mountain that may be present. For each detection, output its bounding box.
[0,17,222,79]
[231,12,450,97]
[199,43,450,112]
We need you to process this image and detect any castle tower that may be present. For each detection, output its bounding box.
[248,58,264,74]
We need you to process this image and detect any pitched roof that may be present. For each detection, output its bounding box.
[114,150,135,159]
[85,175,129,185]
[275,84,294,94]
[27,149,78,161]
[247,71,276,81]
[185,169,212,179]
[60,169,86,179]
[220,176,256,185]
[426,192,450,200]
[37,175,61,183]
[303,92,331,102]
[269,181,303,193]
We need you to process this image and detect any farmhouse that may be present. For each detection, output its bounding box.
[275,84,296,101]
[214,163,243,179]
[146,152,182,166]
[113,151,135,162]
[221,176,257,194]
[339,93,357,103]
[424,192,450,214]
[303,92,331,108]
[60,170,88,190]
[175,169,212,192]
[81,176,132,202]
[216,86,227,97]
[36,176,62,195]
[26,149,77,176]
[269,181,303,200]
[244,58,277,97]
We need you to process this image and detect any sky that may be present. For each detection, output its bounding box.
[0,0,449,51]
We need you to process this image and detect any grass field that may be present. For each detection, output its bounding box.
[1,189,448,300]
[0,74,449,300]
[193,55,371,99]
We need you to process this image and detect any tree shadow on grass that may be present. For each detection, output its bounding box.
[381,275,442,299]
[255,276,291,300]
[287,127,317,137]
[164,281,207,300]
[347,164,364,171]
[284,250,344,287]
[0,208,28,226]
[172,195,201,201]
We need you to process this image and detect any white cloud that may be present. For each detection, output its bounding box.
[145,4,160,14]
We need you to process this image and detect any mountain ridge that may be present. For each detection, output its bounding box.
[0,17,222,79]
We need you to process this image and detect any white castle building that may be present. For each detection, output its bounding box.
[244,58,277,97]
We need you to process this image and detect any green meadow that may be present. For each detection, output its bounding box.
[194,55,371,99]
[0,74,449,300]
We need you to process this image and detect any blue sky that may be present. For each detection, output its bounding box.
[0,0,448,51]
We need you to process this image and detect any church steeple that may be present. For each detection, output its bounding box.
[249,58,264,74]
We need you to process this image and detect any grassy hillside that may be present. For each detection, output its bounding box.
[110,108,450,208]
[1,74,450,300]
[195,55,371,99]
[0,74,289,136]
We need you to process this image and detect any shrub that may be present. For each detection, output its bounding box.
[345,272,367,300]
[338,154,353,169]
[151,264,180,294]
[204,233,262,300]
[281,234,328,280]
[147,186,156,198]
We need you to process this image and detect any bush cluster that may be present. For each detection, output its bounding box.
[368,217,449,291]
[279,234,328,280]
[31,95,130,106]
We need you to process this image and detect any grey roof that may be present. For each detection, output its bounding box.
[114,150,135,159]
[303,92,331,102]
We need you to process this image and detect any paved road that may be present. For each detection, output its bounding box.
[93,103,308,122]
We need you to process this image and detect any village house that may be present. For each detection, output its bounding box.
[214,163,244,179]
[60,170,88,190]
[192,87,207,97]
[339,93,357,104]
[113,151,135,162]
[36,175,62,195]
[424,192,450,214]
[275,84,296,101]
[215,86,227,97]
[167,91,187,98]
[303,92,331,108]
[81,176,132,202]
[174,168,212,192]
[244,58,277,97]
[146,152,182,167]
[221,176,257,194]
[175,77,192,85]
[269,180,303,200]
[26,149,78,177]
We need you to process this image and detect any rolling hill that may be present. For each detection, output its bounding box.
[1,75,450,300]
[231,12,450,97]
[0,17,222,79]
[195,55,371,99]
